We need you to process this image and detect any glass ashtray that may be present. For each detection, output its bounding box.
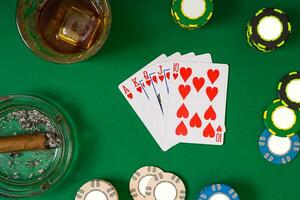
[0,95,74,197]
[16,0,112,63]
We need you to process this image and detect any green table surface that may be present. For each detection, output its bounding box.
[1,0,300,199]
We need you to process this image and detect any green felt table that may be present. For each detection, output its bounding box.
[1,0,300,199]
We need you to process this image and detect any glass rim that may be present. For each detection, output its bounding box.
[16,0,112,64]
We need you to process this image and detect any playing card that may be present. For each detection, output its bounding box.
[146,53,213,115]
[144,53,213,150]
[180,52,195,58]
[132,56,179,151]
[119,54,169,151]
[165,61,229,145]
[129,53,184,151]
[146,52,182,115]
[166,53,213,93]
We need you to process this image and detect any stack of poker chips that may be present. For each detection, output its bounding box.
[130,166,240,200]
[129,166,186,200]
[259,72,300,165]
[246,8,292,52]
[171,0,214,30]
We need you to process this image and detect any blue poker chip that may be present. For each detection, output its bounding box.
[259,129,300,165]
[197,184,239,200]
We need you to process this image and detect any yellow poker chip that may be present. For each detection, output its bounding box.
[129,166,164,200]
[145,172,186,200]
[75,179,118,200]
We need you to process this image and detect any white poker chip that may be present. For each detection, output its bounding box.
[145,172,186,200]
[75,179,118,200]
[129,166,164,200]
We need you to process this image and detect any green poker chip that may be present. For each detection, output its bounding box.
[171,0,214,30]
[263,99,300,137]
[246,8,291,52]
[278,71,300,110]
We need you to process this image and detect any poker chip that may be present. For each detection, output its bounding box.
[171,0,213,30]
[246,8,291,52]
[145,172,186,200]
[75,179,118,200]
[246,23,254,47]
[259,129,300,165]
[197,184,239,200]
[278,71,300,110]
[247,22,270,52]
[263,99,300,137]
[129,166,164,200]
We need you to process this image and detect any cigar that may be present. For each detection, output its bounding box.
[0,133,62,153]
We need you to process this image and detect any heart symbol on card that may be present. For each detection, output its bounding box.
[159,75,164,82]
[180,67,192,82]
[127,93,133,99]
[152,76,157,83]
[146,79,151,86]
[206,87,218,101]
[166,72,170,80]
[204,106,216,120]
[203,123,215,138]
[189,113,202,128]
[217,126,222,132]
[178,84,191,100]
[193,77,205,92]
[207,69,219,84]
[176,121,188,136]
[173,73,178,80]
[177,103,189,118]
[136,86,142,93]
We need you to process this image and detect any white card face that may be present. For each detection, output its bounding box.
[134,55,175,151]
[181,52,195,59]
[165,61,229,145]
[144,53,213,150]
[135,53,185,151]
[147,52,182,115]
[166,53,213,93]
[119,54,169,151]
